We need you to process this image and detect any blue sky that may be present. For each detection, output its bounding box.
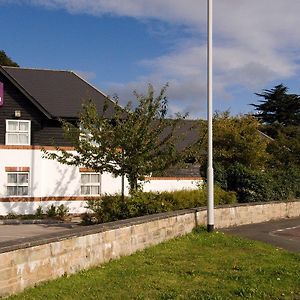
[1,0,300,118]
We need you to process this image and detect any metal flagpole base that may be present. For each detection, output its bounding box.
[207,224,214,232]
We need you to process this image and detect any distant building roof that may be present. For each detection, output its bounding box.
[2,66,116,119]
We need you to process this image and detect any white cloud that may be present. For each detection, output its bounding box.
[27,0,206,26]
[9,0,300,115]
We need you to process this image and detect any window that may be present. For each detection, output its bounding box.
[81,173,101,195]
[7,172,29,196]
[79,124,100,147]
[6,120,31,145]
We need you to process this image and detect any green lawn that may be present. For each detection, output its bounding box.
[9,228,300,300]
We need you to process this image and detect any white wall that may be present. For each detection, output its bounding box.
[0,149,128,198]
[0,200,87,215]
[143,178,202,192]
[0,149,200,215]
[101,172,129,196]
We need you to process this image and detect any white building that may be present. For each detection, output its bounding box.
[0,66,201,215]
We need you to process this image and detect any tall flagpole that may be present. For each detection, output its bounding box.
[207,0,214,232]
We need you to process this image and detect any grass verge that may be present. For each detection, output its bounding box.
[8,228,300,300]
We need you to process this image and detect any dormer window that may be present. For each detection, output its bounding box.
[6,120,31,145]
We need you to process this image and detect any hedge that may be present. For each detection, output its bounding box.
[82,186,236,224]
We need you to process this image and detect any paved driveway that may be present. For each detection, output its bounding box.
[222,217,300,253]
[0,223,77,243]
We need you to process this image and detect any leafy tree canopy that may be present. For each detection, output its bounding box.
[0,50,19,67]
[252,85,300,169]
[213,111,270,171]
[199,111,270,194]
[266,124,300,169]
[252,84,300,126]
[44,85,196,192]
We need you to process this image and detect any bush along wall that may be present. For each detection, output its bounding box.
[221,163,300,203]
[82,186,236,225]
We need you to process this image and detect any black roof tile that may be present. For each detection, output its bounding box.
[2,67,116,119]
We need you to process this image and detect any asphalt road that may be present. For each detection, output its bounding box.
[222,217,300,253]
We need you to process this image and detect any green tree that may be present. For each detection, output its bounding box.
[0,50,19,67]
[212,111,269,171]
[199,112,270,201]
[252,85,300,199]
[252,84,300,126]
[43,85,194,192]
[266,124,300,168]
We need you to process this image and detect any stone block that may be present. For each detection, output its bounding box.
[27,245,51,262]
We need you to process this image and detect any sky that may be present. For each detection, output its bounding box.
[1,0,300,118]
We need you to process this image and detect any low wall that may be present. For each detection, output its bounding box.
[0,200,299,297]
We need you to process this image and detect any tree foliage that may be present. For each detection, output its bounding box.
[266,124,300,168]
[0,50,19,67]
[43,85,194,192]
[252,84,300,126]
[199,112,272,201]
[212,111,269,171]
[246,85,300,201]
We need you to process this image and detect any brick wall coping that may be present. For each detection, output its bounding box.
[0,199,298,254]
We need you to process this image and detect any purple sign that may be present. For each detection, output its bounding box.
[0,82,3,107]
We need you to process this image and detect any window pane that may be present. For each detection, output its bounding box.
[7,134,19,144]
[7,121,18,131]
[19,122,29,131]
[7,186,17,196]
[90,174,99,183]
[91,186,99,195]
[19,134,29,145]
[81,186,90,195]
[18,174,29,184]
[7,174,17,184]
[81,174,90,184]
[18,186,28,196]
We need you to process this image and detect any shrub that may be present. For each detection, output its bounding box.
[83,187,237,225]
[57,204,69,219]
[81,212,97,225]
[46,204,57,218]
[226,163,274,203]
[225,162,300,203]
[6,212,17,219]
[213,185,237,205]
[35,206,44,219]
[269,166,300,200]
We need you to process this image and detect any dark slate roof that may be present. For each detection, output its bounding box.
[174,119,203,151]
[159,119,204,152]
[2,67,116,119]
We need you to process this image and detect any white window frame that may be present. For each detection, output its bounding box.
[5,119,31,145]
[79,124,100,147]
[7,172,29,196]
[80,172,101,196]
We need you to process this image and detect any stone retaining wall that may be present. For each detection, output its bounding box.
[0,200,299,297]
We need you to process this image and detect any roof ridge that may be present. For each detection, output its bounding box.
[2,66,71,73]
[4,67,119,107]
[71,71,120,107]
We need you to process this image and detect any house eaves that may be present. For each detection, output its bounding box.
[0,66,53,119]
